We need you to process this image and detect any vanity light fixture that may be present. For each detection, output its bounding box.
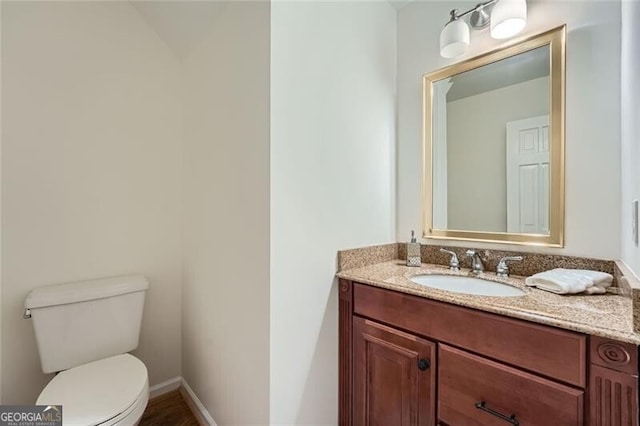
[439,0,527,59]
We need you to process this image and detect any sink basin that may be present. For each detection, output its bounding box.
[409,275,525,297]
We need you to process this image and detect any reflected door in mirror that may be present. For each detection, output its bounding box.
[506,115,550,234]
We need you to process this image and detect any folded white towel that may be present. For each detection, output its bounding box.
[525,268,613,295]
[585,285,608,295]
[570,269,613,287]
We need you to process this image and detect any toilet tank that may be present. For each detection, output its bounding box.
[25,275,148,374]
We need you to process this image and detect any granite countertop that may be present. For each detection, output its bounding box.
[337,260,640,345]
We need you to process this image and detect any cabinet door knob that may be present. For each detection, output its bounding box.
[418,359,430,371]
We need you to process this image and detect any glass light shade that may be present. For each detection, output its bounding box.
[490,0,527,39]
[440,19,470,58]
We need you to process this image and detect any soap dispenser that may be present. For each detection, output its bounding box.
[406,230,421,267]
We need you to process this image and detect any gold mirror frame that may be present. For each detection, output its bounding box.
[423,25,566,247]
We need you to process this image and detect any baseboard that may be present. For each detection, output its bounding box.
[149,376,182,399]
[180,378,217,426]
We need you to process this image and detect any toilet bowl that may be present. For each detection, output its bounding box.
[36,354,149,426]
[25,275,150,426]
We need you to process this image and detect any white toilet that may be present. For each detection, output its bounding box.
[25,275,150,426]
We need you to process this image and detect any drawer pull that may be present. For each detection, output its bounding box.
[475,401,519,425]
[418,359,430,371]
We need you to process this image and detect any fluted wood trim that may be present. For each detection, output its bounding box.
[339,279,353,426]
[589,365,638,426]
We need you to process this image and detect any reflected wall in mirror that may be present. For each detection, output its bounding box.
[424,26,565,246]
[433,46,550,234]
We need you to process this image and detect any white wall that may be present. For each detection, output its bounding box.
[0,0,4,404]
[447,77,549,232]
[397,1,621,258]
[1,1,183,403]
[621,0,640,275]
[181,2,271,424]
[270,2,396,423]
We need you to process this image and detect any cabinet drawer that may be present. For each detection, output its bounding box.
[353,283,587,387]
[439,345,584,426]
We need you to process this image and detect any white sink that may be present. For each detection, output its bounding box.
[409,274,525,297]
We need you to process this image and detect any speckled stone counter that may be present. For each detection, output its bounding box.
[337,260,640,345]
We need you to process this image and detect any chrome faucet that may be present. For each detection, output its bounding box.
[496,256,523,278]
[465,250,484,275]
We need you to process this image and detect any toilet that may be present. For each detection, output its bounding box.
[24,275,150,426]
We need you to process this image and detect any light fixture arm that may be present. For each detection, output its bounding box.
[447,0,497,28]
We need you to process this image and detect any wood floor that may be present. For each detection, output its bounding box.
[139,389,200,426]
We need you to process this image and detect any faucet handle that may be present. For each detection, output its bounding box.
[439,248,460,271]
[496,256,523,278]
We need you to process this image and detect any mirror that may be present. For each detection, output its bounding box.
[423,26,566,247]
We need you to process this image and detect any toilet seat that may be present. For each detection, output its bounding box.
[99,381,149,426]
[36,354,149,426]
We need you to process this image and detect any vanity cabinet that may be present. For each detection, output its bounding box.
[339,279,639,426]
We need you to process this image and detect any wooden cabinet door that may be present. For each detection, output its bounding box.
[353,316,436,426]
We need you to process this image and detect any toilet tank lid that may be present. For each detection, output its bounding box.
[25,275,149,309]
